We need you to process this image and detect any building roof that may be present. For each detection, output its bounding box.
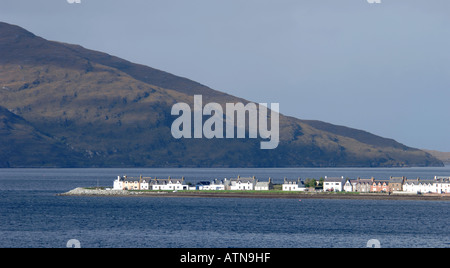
[389,177,406,183]
[150,177,185,185]
[283,179,305,187]
[435,176,450,182]
[123,177,143,183]
[355,178,374,184]
[373,179,390,184]
[324,176,344,182]
[210,179,225,185]
[230,176,257,184]
[255,181,270,187]
[404,179,435,185]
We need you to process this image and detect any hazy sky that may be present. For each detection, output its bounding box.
[1,0,450,151]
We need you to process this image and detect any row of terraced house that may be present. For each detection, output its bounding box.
[113,175,450,194]
[325,176,450,194]
[113,175,273,191]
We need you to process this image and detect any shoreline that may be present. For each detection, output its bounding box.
[59,188,450,201]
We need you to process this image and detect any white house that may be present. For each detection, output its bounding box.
[205,179,226,191]
[113,176,125,190]
[196,180,226,191]
[196,181,211,190]
[226,176,257,191]
[434,176,450,193]
[403,179,435,194]
[255,178,273,191]
[419,181,435,193]
[140,178,150,190]
[403,180,417,193]
[150,177,188,191]
[343,179,354,192]
[282,178,306,192]
[402,177,450,194]
[323,176,345,192]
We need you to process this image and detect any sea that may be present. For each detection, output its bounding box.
[0,167,449,248]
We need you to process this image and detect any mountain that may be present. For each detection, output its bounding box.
[0,22,443,168]
[422,150,450,165]
[0,106,84,167]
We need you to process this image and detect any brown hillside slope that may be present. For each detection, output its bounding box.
[423,150,450,165]
[0,22,442,167]
[0,106,84,167]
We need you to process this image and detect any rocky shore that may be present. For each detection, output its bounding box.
[58,187,169,197]
[59,188,450,201]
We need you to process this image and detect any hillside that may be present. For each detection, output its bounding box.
[422,150,450,165]
[0,22,443,167]
[0,106,84,167]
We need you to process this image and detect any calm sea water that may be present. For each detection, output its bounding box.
[0,167,449,248]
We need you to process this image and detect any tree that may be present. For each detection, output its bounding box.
[318,178,324,188]
[305,178,317,188]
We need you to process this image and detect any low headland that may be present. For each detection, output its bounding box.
[59,187,450,201]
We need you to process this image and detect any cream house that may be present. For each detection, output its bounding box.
[123,177,140,190]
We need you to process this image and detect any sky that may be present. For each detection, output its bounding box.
[1,0,450,151]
